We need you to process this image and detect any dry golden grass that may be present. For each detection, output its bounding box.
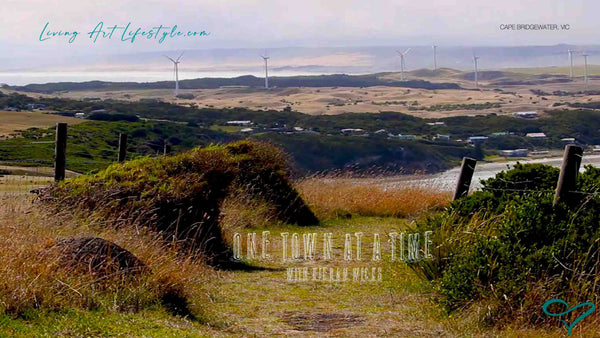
[54,85,553,118]
[48,68,600,118]
[0,110,83,137]
[0,175,53,196]
[296,176,451,219]
[0,195,217,318]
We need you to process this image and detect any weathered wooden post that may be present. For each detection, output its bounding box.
[163,140,168,156]
[118,133,128,162]
[553,144,584,206]
[453,157,477,200]
[54,123,67,182]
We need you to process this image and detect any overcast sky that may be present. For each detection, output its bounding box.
[1,0,594,56]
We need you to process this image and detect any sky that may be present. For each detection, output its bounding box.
[0,0,596,81]
[1,0,594,53]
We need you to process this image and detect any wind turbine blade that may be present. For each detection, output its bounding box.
[403,48,411,55]
[176,51,185,62]
[164,55,176,63]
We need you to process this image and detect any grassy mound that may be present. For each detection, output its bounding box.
[411,163,600,328]
[42,140,318,263]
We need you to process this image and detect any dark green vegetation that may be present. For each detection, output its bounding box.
[408,102,502,111]
[260,133,474,173]
[43,141,318,263]
[0,120,232,173]
[6,74,460,93]
[567,101,600,109]
[411,163,600,327]
[531,89,600,96]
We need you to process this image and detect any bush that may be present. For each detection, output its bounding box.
[176,94,195,99]
[410,163,600,327]
[42,140,318,264]
[88,112,139,122]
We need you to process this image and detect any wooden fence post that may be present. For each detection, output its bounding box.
[553,144,584,206]
[54,123,67,182]
[163,140,168,156]
[118,133,128,162]
[453,157,477,200]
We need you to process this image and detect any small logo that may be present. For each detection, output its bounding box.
[542,298,595,336]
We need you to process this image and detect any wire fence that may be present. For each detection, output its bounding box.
[0,174,53,197]
[480,186,600,196]
[0,126,174,197]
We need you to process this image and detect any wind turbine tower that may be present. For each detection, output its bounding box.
[568,49,575,79]
[260,55,270,89]
[583,52,589,84]
[473,54,480,89]
[165,52,184,96]
[396,48,411,81]
[432,45,438,71]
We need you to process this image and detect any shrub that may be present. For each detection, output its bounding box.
[410,163,600,327]
[41,140,318,264]
[88,112,139,122]
[176,93,195,99]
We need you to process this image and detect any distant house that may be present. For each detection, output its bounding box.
[227,120,253,126]
[90,109,107,114]
[427,121,446,126]
[396,134,416,140]
[4,107,18,111]
[341,128,365,134]
[468,136,488,143]
[490,132,509,137]
[526,132,546,138]
[500,149,528,157]
[561,137,576,143]
[435,134,451,141]
[25,103,45,110]
[240,128,254,133]
[75,112,86,118]
[514,111,538,118]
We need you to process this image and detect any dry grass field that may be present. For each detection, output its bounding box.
[296,176,451,219]
[45,68,600,118]
[507,65,600,77]
[49,85,547,118]
[0,110,83,137]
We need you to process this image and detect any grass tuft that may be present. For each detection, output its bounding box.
[296,175,451,220]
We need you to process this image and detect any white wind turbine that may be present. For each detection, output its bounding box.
[583,52,589,84]
[165,52,184,96]
[568,49,575,79]
[260,54,270,89]
[432,45,438,71]
[396,48,411,81]
[473,53,480,89]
